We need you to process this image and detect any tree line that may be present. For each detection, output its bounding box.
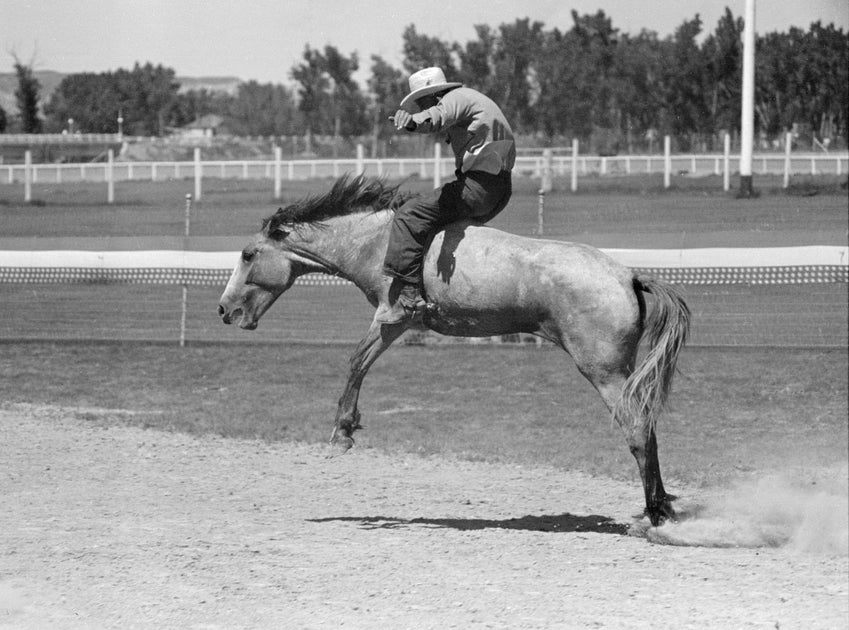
[3,8,847,153]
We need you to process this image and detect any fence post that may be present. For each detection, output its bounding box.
[356,143,365,175]
[783,132,792,188]
[274,146,282,199]
[193,147,202,201]
[723,133,731,192]
[107,149,115,204]
[24,150,32,202]
[663,135,671,188]
[180,193,192,348]
[541,148,553,193]
[570,138,578,192]
[433,142,442,189]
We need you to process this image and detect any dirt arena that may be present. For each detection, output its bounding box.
[2,403,846,629]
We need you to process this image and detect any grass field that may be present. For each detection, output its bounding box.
[0,173,846,245]
[0,342,845,489]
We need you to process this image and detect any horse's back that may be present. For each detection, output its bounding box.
[423,222,632,295]
[421,222,640,339]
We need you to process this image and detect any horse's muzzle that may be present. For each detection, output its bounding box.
[217,303,233,325]
[218,304,258,330]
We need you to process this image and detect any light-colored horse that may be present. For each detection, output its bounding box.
[218,175,690,525]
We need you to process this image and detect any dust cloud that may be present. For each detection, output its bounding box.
[648,467,848,554]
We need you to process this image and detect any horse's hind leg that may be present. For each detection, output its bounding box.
[589,370,675,526]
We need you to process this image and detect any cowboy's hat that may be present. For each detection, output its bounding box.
[399,67,462,112]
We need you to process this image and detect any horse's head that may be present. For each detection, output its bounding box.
[219,175,408,330]
[217,224,301,330]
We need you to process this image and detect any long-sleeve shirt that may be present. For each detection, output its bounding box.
[410,87,516,176]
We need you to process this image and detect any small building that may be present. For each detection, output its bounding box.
[179,114,224,139]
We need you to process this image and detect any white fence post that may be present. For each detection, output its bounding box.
[570,138,578,192]
[723,133,731,192]
[663,135,671,188]
[193,147,202,201]
[783,131,792,188]
[274,146,282,199]
[107,149,115,204]
[24,150,32,202]
[433,142,442,189]
[541,148,553,192]
[356,143,365,175]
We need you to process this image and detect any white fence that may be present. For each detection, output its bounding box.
[3,141,847,203]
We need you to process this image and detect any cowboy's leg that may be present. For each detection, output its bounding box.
[382,186,453,282]
[453,170,512,223]
[375,184,464,323]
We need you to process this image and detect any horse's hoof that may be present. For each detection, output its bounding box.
[327,436,354,459]
[648,502,678,527]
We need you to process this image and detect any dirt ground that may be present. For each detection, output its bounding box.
[2,403,847,630]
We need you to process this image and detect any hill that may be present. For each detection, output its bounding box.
[0,70,241,117]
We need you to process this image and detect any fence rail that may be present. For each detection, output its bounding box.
[3,152,847,183]
[3,140,847,205]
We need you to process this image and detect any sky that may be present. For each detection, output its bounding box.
[3,0,848,85]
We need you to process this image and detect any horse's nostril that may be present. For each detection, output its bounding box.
[217,304,225,316]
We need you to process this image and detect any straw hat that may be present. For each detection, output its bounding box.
[399,67,462,112]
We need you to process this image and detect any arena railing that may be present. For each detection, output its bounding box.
[1,246,845,348]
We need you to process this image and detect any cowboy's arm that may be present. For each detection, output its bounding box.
[393,92,472,133]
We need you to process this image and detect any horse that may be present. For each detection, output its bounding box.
[218,174,690,525]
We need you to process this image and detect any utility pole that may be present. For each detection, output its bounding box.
[739,0,757,198]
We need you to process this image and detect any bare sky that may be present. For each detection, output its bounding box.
[3,0,847,84]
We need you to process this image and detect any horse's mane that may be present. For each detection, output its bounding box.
[263,174,414,234]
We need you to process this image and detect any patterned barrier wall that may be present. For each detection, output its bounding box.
[1,246,846,286]
[0,247,846,347]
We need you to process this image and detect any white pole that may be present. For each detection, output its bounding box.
[571,138,579,192]
[433,142,442,189]
[663,135,671,188]
[180,193,192,348]
[356,143,365,175]
[783,131,792,188]
[274,146,282,199]
[541,148,553,192]
[107,149,115,204]
[24,150,32,202]
[194,147,202,201]
[723,133,731,192]
[739,0,756,197]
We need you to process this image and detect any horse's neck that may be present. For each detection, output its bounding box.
[297,210,392,289]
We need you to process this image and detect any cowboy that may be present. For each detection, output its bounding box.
[375,66,516,324]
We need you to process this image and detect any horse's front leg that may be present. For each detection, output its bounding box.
[329,318,410,456]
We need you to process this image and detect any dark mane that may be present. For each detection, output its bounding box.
[263,174,414,234]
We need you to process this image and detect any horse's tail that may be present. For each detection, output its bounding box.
[615,274,691,432]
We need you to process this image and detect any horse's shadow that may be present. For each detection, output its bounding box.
[308,513,629,535]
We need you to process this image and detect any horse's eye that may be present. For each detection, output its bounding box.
[242,249,255,263]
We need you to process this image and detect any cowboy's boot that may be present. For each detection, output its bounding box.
[374,278,426,324]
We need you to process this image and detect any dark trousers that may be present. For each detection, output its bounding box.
[383,170,512,283]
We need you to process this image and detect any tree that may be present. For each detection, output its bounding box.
[612,30,666,151]
[367,55,407,155]
[44,63,180,135]
[0,105,7,133]
[703,9,743,139]
[658,16,710,148]
[12,55,42,133]
[225,81,300,136]
[291,45,368,149]
[454,19,544,132]
[43,72,122,133]
[401,25,459,77]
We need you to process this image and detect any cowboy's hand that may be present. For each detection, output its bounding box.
[392,110,416,131]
